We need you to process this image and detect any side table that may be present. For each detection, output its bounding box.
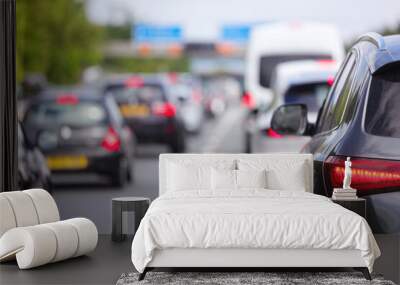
[331,197,366,218]
[112,197,150,242]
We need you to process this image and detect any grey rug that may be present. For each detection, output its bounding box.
[116,272,395,285]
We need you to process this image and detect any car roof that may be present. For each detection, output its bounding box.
[33,88,106,102]
[272,60,338,96]
[248,21,345,62]
[102,74,164,88]
[357,33,400,74]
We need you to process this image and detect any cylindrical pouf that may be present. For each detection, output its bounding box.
[42,221,79,263]
[1,191,39,227]
[23,189,60,224]
[0,195,17,237]
[0,226,57,269]
[63,218,98,257]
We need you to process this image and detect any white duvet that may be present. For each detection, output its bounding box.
[131,190,380,273]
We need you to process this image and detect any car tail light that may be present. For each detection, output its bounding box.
[167,72,178,84]
[324,156,400,195]
[57,94,79,105]
[327,75,335,86]
[124,76,144,88]
[317,59,336,66]
[266,128,283,138]
[101,127,120,152]
[241,91,255,109]
[152,102,176,118]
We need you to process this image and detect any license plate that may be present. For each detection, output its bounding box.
[120,104,150,117]
[46,155,88,170]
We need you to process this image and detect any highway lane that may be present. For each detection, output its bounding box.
[51,105,247,234]
[51,104,311,234]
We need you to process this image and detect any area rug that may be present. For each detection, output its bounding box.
[116,271,395,285]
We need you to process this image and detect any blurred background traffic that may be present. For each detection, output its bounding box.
[15,0,400,234]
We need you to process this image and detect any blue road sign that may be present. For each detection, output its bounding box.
[221,25,251,43]
[134,24,182,43]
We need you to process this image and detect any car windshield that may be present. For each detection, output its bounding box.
[365,65,400,138]
[25,101,107,128]
[284,82,330,112]
[259,54,332,88]
[111,84,166,105]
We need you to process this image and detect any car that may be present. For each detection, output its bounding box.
[270,33,400,234]
[243,21,345,152]
[247,59,338,153]
[22,90,135,187]
[202,77,228,118]
[168,81,204,133]
[17,123,52,191]
[104,75,186,152]
[164,74,204,133]
[244,21,345,112]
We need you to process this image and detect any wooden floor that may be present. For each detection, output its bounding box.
[0,235,133,285]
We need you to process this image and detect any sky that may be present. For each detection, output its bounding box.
[86,0,400,43]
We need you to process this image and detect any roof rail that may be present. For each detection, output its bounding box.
[357,32,386,49]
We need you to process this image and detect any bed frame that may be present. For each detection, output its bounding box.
[139,154,372,281]
[139,248,370,280]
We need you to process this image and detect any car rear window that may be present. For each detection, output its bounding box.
[259,54,332,88]
[25,100,107,127]
[365,65,400,138]
[285,82,330,112]
[111,84,166,104]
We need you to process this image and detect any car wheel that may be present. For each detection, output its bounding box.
[42,177,53,193]
[245,131,252,153]
[170,131,186,153]
[126,161,134,183]
[111,162,127,187]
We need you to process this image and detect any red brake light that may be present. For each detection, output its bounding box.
[152,102,176,118]
[57,94,79,105]
[241,91,255,109]
[327,75,335,86]
[324,156,400,195]
[317,59,336,66]
[101,127,120,152]
[266,128,283,139]
[124,76,144,88]
[167,72,178,84]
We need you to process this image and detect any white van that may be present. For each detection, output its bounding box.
[244,21,345,111]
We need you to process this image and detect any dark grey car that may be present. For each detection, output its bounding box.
[23,90,135,187]
[271,33,400,234]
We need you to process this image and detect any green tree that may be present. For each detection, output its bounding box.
[104,24,132,41]
[17,0,103,84]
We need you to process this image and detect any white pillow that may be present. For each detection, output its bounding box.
[167,162,211,191]
[236,169,267,189]
[211,168,236,190]
[166,159,236,192]
[266,164,307,191]
[237,159,308,192]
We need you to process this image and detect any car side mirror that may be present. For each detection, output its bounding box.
[271,104,311,136]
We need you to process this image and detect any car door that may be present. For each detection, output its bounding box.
[303,52,357,195]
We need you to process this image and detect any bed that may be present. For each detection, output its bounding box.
[131,153,380,280]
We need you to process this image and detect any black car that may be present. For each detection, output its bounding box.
[104,76,186,152]
[18,123,52,191]
[271,33,400,234]
[22,90,135,187]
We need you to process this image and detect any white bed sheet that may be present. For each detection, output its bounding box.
[131,190,380,273]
